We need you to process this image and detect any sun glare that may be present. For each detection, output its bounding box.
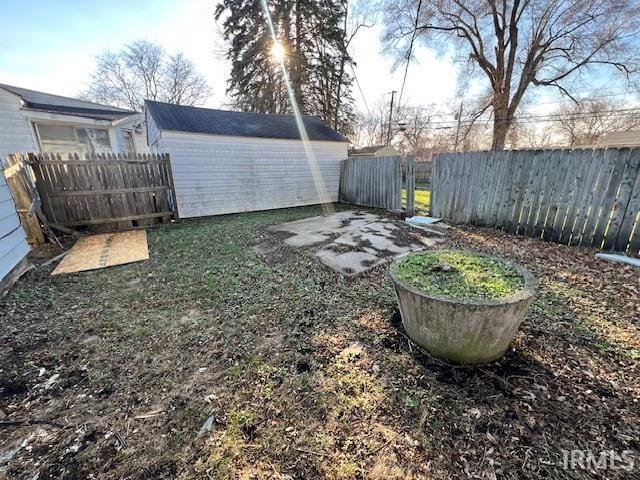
[271,42,286,62]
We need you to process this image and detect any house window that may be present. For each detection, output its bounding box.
[36,124,112,155]
[122,130,136,155]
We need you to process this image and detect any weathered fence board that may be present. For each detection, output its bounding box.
[432,148,640,256]
[414,161,432,182]
[22,152,177,229]
[406,156,415,217]
[339,155,402,210]
[4,156,45,245]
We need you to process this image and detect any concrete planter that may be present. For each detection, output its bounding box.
[390,251,536,365]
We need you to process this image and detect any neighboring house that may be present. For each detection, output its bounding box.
[596,130,640,148]
[348,145,399,157]
[0,167,29,291]
[0,83,149,164]
[145,100,349,218]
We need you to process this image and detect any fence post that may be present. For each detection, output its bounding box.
[163,154,180,221]
[406,156,415,217]
[4,154,45,245]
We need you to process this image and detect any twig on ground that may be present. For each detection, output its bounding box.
[294,447,330,457]
[0,419,65,429]
[39,250,69,268]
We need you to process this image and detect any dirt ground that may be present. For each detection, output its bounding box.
[1,204,638,479]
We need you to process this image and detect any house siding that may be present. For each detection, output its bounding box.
[0,88,37,164]
[0,169,29,285]
[146,110,161,149]
[598,130,640,148]
[156,131,347,218]
[112,114,151,154]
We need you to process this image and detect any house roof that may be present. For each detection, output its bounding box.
[0,83,136,121]
[145,100,348,143]
[349,145,387,155]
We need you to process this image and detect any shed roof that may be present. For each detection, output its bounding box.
[349,145,387,155]
[145,100,348,143]
[0,84,136,120]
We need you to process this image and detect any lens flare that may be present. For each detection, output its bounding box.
[261,0,334,215]
[271,42,286,62]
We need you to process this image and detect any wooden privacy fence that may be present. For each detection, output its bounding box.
[339,155,402,210]
[414,160,432,183]
[14,152,178,230]
[432,148,640,256]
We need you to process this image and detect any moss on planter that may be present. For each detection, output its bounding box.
[393,251,524,300]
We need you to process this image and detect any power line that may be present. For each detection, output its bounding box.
[350,63,371,116]
[420,107,640,127]
[397,0,422,108]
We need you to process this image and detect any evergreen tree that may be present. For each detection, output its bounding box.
[215,0,356,135]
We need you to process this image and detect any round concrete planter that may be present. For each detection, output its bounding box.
[390,251,536,365]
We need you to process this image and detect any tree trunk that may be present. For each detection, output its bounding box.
[491,95,511,151]
[492,122,509,150]
[293,0,303,109]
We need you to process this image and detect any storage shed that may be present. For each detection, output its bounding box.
[145,100,349,218]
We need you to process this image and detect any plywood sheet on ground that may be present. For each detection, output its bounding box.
[52,230,148,275]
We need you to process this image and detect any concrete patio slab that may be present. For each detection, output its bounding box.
[270,210,440,275]
[268,210,382,248]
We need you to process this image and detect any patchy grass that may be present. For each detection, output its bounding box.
[1,204,639,479]
[402,189,430,215]
[393,251,525,300]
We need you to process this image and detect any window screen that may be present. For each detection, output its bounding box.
[37,124,77,154]
[76,128,111,154]
[36,124,112,155]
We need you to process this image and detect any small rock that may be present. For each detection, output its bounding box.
[81,335,101,344]
[0,409,6,420]
[341,341,364,358]
[43,374,60,389]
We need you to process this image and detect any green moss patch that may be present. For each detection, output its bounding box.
[394,251,524,300]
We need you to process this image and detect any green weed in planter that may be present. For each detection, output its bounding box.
[393,251,524,300]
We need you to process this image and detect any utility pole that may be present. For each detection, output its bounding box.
[453,101,464,153]
[386,90,397,145]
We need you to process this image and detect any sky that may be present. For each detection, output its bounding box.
[2,0,637,134]
[0,0,459,114]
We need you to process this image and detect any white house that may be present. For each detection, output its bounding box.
[145,100,349,218]
[0,83,149,164]
[597,129,640,148]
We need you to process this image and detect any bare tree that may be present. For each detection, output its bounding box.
[352,95,398,147]
[395,105,430,154]
[82,40,211,111]
[383,0,640,150]
[552,99,640,146]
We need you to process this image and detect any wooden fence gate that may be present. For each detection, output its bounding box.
[339,156,402,210]
[432,148,640,256]
[14,152,178,231]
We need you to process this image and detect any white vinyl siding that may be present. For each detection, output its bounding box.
[113,114,150,155]
[156,131,347,218]
[0,169,29,284]
[146,110,161,148]
[0,89,37,164]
